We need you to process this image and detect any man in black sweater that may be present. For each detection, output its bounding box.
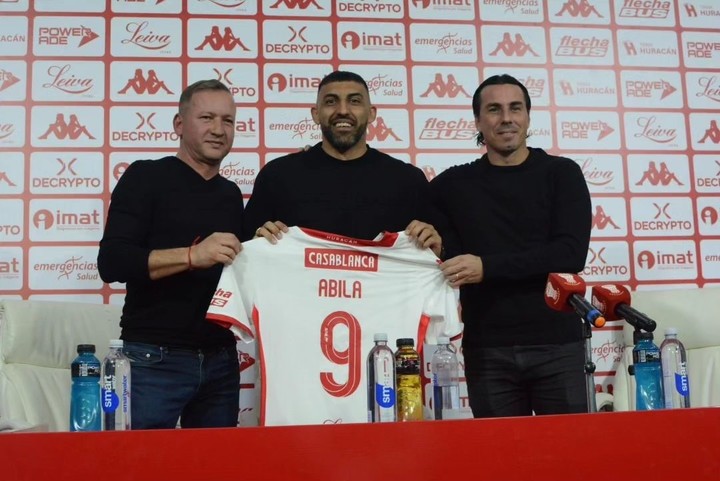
[98,80,243,429]
[246,70,442,254]
[431,74,592,417]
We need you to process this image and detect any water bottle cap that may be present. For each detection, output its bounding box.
[109,339,124,348]
[437,336,450,345]
[637,332,654,341]
[76,344,96,354]
[396,337,414,347]
[373,333,388,342]
[664,327,678,336]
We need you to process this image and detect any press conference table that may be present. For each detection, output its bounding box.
[2,408,718,481]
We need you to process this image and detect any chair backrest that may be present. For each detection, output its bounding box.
[0,299,122,431]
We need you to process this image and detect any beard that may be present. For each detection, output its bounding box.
[320,121,367,154]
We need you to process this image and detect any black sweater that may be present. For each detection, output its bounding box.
[243,143,435,240]
[431,148,592,348]
[97,156,243,348]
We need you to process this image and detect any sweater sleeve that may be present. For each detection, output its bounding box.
[482,160,591,282]
[97,162,153,283]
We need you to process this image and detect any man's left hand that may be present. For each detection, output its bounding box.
[440,254,484,287]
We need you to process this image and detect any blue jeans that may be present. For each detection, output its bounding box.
[463,341,587,418]
[123,342,240,429]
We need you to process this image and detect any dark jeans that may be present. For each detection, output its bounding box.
[463,341,587,418]
[123,341,240,429]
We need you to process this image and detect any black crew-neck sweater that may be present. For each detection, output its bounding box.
[243,143,435,241]
[431,148,592,347]
[98,156,243,348]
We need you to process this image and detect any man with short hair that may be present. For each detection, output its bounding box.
[431,74,592,417]
[245,70,442,252]
[98,79,243,429]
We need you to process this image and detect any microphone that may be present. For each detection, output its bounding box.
[545,273,606,328]
[590,284,657,332]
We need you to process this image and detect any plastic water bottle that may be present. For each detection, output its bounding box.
[395,338,423,421]
[70,344,101,431]
[101,339,132,430]
[366,333,396,423]
[632,332,664,411]
[660,328,690,409]
[431,336,460,420]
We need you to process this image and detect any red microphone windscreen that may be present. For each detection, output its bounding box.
[545,273,586,312]
[591,284,631,321]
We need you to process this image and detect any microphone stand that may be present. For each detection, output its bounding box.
[580,317,597,413]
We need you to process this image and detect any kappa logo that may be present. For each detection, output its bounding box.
[0,171,17,187]
[121,21,172,51]
[367,117,402,142]
[37,26,99,47]
[0,69,20,92]
[422,165,437,181]
[135,112,157,130]
[592,205,620,230]
[0,123,15,140]
[634,116,678,144]
[489,33,539,57]
[635,161,682,186]
[38,114,95,140]
[269,0,323,8]
[700,206,719,225]
[118,69,173,95]
[56,157,78,176]
[555,0,603,18]
[42,64,93,95]
[195,26,249,52]
[699,120,720,144]
[697,76,720,103]
[420,74,471,99]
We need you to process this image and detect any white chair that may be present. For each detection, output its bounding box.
[612,287,720,411]
[0,299,121,431]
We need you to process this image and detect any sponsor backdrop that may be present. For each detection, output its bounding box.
[1,0,719,419]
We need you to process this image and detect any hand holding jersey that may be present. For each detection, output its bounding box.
[207,227,462,426]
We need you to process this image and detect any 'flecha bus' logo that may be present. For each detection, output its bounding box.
[39,114,95,140]
[118,69,173,95]
[635,161,682,186]
[420,74,471,98]
[195,26,250,51]
[490,33,539,57]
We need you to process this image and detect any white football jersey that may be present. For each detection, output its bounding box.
[207,227,462,426]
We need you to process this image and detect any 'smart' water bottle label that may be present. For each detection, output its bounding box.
[375,383,396,408]
[675,373,690,396]
[102,388,119,412]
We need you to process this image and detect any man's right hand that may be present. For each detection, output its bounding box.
[253,221,289,245]
[190,232,242,268]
